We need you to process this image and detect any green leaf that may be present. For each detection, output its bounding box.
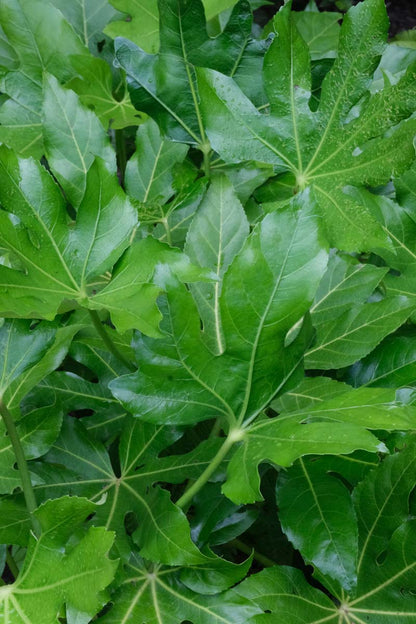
[110,195,328,428]
[43,74,116,208]
[125,118,189,204]
[0,496,117,624]
[0,497,30,546]
[104,0,160,54]
[198,0,416,250]
[185,175,249,354]
[98,552,260,623]
[0,0,90,157]
[276,458,358,591]
[356,179,416,300]
[89,237,211,335]
[293,9,341,60]
[114,0,262,145]
[0,320,56,399]
[305,294,415,370]
[223,417,385,504]
[347,328,416,389]
[66,55,143,130]
[153,178,208,247]
[0,150,137,323]
[33,418,223,565]
[49,0,120,52]
[310,252,388,327]
[235,566,336,622]
[4,323,83,417]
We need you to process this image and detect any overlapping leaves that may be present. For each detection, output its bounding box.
[198,0,416,250]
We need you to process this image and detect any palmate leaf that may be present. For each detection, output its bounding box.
[110,194,328,428]
[32,416,250,587]
[197,0,416,250]
[224,379,416,504]
[98,552,260,624]
[0,146,203,334]
[0,496,117,624]
[114,0,267,147]
[0,148,135,321]
[235,439,416,622]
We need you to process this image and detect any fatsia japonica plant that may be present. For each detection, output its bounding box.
[0,0,415,621]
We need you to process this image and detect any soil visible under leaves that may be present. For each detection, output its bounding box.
[255,0,416,35]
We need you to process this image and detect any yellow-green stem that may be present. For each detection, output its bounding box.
[176,433,236,510]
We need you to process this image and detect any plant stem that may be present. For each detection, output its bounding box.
[0,400,40,536]
[229,538,276,568]
[115,128,127,186]
[176,433,236,510]
[6,550,19,579]
[202,148,211,177]
[88,309,135,371]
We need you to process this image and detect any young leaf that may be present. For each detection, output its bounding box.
[0,496,117,624]
[198,0,416,250]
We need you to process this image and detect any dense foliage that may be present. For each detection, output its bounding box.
[0,0,415,621]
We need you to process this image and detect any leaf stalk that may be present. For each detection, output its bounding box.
[176,431,240,509]
[0,399,40,536]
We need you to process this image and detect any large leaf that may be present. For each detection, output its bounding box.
[0,149,137,323]
[114,0,266,146]
[98,552,260,623]
[185,174,249,354]
[110,195,328,429]
[198,0,416,250]
[0,496,117,624]
[32,417,242,577]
